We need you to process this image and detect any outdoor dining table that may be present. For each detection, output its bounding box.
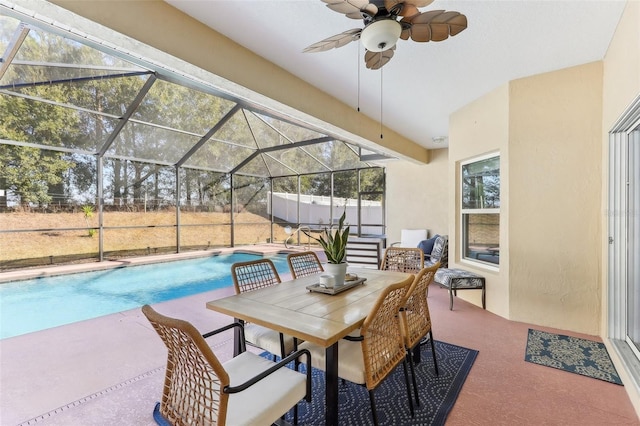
[206,266,413,426]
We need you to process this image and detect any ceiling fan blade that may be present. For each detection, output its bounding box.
[400,4,420,18]
[402,0,434,7]
[364,47,395,70]
[384,0,433,17]
[322,0,378,19]
[401,10,438,41]
[303,28,362,53]
[446,15,468,36]
[403,10,468,42]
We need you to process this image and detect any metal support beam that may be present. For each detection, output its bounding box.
[97,74,157,157]
[96,155,104,261]
[0,23,29,80]
[229,136,333,175]
[230,174,235,247]
[175,166,181,253]
[175,104,241,167]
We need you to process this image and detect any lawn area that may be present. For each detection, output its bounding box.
[0,211,291,265]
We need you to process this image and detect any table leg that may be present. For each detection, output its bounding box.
[325,343,339,426]
[233,318,244,357]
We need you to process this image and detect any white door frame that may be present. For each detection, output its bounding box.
[608,93,640,392]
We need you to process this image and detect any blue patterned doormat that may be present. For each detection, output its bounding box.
[525,329,622,385]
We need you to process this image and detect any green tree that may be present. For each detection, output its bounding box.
[0,85,78,208]
[0,145,74,207]
[0,25,88,207]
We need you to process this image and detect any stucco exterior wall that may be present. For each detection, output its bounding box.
[602,1,640,131]
[449,84,510,317]
[385,148,449,243]
[508,62,603,334]
[446,62,604,331]
[375,1,640,413]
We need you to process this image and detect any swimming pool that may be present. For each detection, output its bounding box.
[0,253,289,339]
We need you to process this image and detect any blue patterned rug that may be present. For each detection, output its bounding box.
[268,340,477,425]
[525,329,622,385]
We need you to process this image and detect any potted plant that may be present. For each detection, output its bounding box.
[304,210,350,286]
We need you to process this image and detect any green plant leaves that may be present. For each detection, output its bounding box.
[303,210,350,264]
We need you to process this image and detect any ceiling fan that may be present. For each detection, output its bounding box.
[303,0,467,69]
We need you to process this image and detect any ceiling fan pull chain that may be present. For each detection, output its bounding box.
[357,44,361,112]
[380,63,383,139]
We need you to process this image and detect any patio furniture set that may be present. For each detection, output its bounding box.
[143,236,486,425]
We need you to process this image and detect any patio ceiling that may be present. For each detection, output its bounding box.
[166,0,626,149]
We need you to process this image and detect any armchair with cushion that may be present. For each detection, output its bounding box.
[390,229,428,248]
[421,235,448,269]
[142,304,311,426]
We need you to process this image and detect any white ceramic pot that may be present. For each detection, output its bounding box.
[324,262,348,287]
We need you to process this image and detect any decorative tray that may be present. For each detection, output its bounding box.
[306,277,367,295]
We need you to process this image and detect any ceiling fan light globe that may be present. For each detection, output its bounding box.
[361,19,402,52]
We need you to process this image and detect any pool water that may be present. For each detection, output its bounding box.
[0,253,289,339]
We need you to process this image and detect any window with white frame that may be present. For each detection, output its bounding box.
[461,154,500,266]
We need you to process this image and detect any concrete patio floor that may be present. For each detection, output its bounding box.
[0,247,638,425]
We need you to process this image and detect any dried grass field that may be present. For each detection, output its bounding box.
[0,211,291,265]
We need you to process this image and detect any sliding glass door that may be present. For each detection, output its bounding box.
[627,128,640,358]
[608,95,640,389]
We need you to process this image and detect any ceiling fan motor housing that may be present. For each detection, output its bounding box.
[360,19,402,52]
[304,0,468,69]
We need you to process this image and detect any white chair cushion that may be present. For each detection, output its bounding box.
[401,229,428,248]
[224,351,307,426]
[299,339,366,385]
[244,323,295,357]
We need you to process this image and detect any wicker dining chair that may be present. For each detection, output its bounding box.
[299,274,416,425]
[231,258,296,359]
[380,247,425,273]
[400,263,440,407]
[142,305,311,426]
[231,258,282,293]
[287,251,324,279]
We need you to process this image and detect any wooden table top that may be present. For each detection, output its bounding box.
[206,267,413,347]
